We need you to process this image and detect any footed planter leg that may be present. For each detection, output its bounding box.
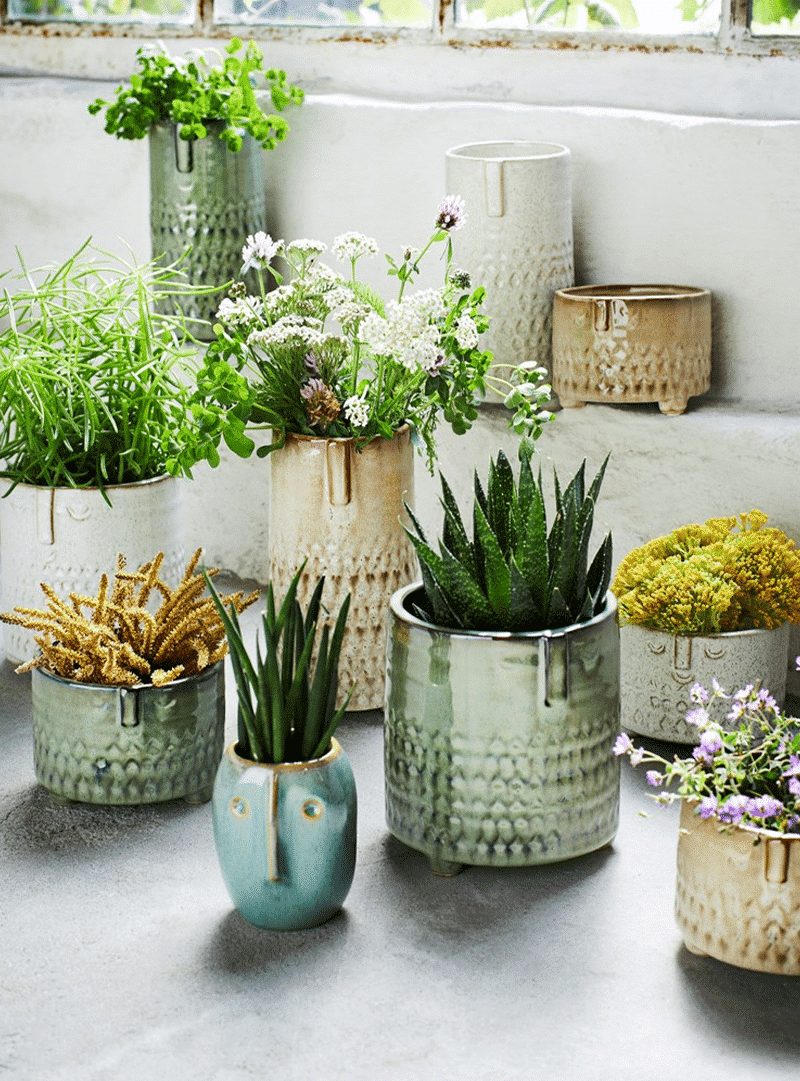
[212,740,357,931]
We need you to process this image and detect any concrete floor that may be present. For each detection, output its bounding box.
[2,584,800,1080]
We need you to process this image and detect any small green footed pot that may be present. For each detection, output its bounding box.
[212,740,357,931]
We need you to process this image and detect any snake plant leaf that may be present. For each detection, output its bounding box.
[474,501,510,620]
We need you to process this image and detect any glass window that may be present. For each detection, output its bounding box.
[8,0,195,22]
[455,0,721,34]
[212,0,432,26]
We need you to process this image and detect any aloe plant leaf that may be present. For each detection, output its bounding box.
[508,558,542,631]
[439,473,475,575]
[438,544,496,628]
[473,501,510,620]
[404,527,467,628]
[546,585,570,629]
[487,449,515,556]
[587,531,613,610]
[517,483,549,611]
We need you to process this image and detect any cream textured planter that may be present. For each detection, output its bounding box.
[675,800,800,975]
[268,429,416,712]
[445,141,574,398]
[31,662,224,806]
[552,284,711,415]
[0,476,185,666]
[384,584,620,874]
[620,622,789,742]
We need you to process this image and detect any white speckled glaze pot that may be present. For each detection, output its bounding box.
[675,799,800,975]
[1,476,185,665]
[384,584,620,875]
[620,622,789,743]
[268,428,416,712]
[445,141,574,398]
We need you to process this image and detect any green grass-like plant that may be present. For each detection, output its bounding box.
[205,566,352,765]
[88,39,303,153]
[0,240,206,495]
[405,449,612,632]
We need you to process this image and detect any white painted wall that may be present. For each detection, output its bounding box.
[0,38,798,606]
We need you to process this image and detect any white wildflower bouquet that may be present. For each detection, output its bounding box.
[170,196,552,473]
[614,672,800,834]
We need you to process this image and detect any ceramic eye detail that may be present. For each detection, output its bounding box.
[302,799,324,821]
[230,796,249,819]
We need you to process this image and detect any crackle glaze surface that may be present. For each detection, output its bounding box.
[675,800,800,975]
[445,142,574,393]
[269,429,416,711]
[620,623,789,742]
[212,739,357,930]
[552,284,711,415]
[31,662,224,805]
[149,122,266,330]
[384,585,620,869]
[0,476,185,666]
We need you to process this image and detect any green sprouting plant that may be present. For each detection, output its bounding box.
[0,239,206,495]
[612,511,800,635]
[205,566,353,765]
[88,39,304,152]
[404,448,613,632]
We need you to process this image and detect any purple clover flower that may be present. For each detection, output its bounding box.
[613,733,633,756]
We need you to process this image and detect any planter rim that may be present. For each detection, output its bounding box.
[556,283,709,301]
[446,140,570,161]
[32,658,223,695]
[3,473,174,497]
[390,581,617,642]
[274,424,410,448]
[681,797,800,842]
[224,737,343,773]
[620,620,787,642]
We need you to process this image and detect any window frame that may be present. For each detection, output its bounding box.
[0,0,798,57]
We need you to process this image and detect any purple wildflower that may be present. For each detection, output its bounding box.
[689,682,709,704]
[746,795,784,820]
[646,770,664,787]
[685,707,710,728]
[718,795,749,825]
[613,733,633,756]
[698,729,723,756]
[698,795,718,819]
[436,194,467,233]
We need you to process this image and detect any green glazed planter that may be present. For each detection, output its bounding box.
[31,661,225,805]
[385,584,621,875]
[212,739,357,931]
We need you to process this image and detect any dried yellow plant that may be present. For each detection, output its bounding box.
[1,549,259,687]
[613,511,800,635]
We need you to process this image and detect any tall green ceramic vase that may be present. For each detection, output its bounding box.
[212,739,357,930]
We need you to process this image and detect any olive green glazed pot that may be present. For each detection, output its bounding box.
[31,662,225,805]
[384,585,621,875]
[212,739,357,931]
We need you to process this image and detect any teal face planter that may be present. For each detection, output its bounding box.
[212,739,357,931]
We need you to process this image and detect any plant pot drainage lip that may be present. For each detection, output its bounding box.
[33,658,224,694]
[446,140,570,162]
[556,284,709,301]
[391,581,617,641]
[225,737,343,773]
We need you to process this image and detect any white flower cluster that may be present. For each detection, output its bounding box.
[248,316,326,349]
[361,288,448,373]
[241,232,283,274]
[343,394,371,429]
[332,232,380,262]
[331,300,371,330]
[453,313,479,351]
[216,295,264,327]
[286,239,327,259]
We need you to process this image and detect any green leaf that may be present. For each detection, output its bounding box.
[473,501,510,621]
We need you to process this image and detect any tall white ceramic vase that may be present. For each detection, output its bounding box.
[445,141,574,398]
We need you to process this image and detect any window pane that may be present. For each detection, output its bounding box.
[8,0,194,22]
[213,0,432,27]
[455,0,720,34]
[750,0,800,34]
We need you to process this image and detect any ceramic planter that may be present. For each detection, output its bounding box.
[212,739,357,930]
[31,661,224,805]
[675,799,800,974]
[620,622,789,742]
[445,141,574,398]
[384,585,620,875]
[552,284,711,415]
[268,428,416,711]
[0,475,185,666]
[149,121,266,333]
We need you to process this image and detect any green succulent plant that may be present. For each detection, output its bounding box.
[404,449,613,633]
[205,565,352,765]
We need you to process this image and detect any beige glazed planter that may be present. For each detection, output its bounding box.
[676,800,800,974]
[268,428,416,711]
[552,284,711,415]
[620,622,789,742]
